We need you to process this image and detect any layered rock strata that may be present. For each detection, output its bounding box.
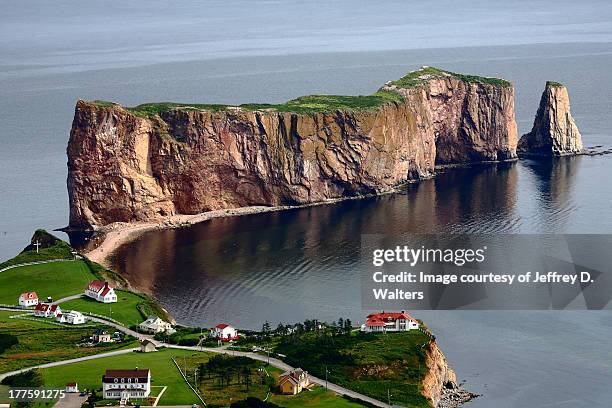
[518,81,583,156]
[67,67,518,230]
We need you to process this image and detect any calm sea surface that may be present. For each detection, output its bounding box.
[2,1,612,406]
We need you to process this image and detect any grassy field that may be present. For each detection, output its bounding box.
[275,330,432,408]
[270,386,366,408]
[88,66,513,119]
[93,90,404,118]
[60,290,160,327]
[0,230,75,269]
[0,311,136,374]
[0,261,95,305]
[390,66,511,89]
[37,349,204,405]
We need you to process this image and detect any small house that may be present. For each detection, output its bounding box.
[65,382,79,393]
[210,323,239,341]
[85,280,117,303]
[65,310,86,325]
[18,292,39,307]
[138,316,175,334]
[93,329,112,343]
[34,303,61,318]
[279,368,310,395]
[140,339,157,353]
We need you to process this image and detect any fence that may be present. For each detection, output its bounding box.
[171,356,207,406]
[0,258,74,273]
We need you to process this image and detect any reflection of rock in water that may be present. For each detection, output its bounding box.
[521,156,581,231]
[405,162,519,232]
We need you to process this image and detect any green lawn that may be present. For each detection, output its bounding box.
[270,386,364,408]
[61,290,159,327]
[0,311,136,374]
[275,331,432,408]
[0,261,95,305]
[38,349,204,406]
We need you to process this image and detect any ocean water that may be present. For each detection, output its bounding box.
[2,1,612,406]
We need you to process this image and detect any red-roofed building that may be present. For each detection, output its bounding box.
[360,311,419,333]
[211,323,239,341]
[85,280,117,303]
[18,291,39,307]
[34,303,62,318]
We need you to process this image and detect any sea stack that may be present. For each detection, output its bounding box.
[518,81,583,157]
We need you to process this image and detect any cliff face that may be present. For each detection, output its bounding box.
[422,340,457,406]
[67,67,518,229]
[518,82,583,156]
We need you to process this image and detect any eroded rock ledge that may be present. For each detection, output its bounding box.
[67,67,518,230]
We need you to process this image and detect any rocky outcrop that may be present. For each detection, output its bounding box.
[67,67,518,230]
[518,81,583,157]
[422,340,478,408]
[422,340,457,406]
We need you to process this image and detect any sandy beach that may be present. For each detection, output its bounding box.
[85,205,290,267]
[83,191,398,268]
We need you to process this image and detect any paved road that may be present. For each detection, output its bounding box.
[53,393,88,408]
[0,258,74,273]
[167,345,389,407]
[54,294,83,304]
[0,307,388,407]
[0,348,137,382]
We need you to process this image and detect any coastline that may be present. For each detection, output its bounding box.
[83,189,404,268]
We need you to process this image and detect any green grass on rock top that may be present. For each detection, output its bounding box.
[390,66,511,89]
[90,66,510,118]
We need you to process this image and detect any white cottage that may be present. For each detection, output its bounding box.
[18,292,39,307]
[211,323,239,341]
[138,316,175,334]
[85,280,117,303]
[65,382,79,393]
[63,310,86,325]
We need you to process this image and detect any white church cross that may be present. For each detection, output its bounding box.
[33,240,41,253]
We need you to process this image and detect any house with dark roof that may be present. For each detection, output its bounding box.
[93,329,112,343]
[279,368,310,395]
[360,311,419,333]
[85,280,117,303]
[102,369,151,401]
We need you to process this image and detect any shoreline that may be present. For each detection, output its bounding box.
[79,156,541,268]
[83,191,403,268]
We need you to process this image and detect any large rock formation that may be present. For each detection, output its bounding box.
[518,81,583,157]
[67,67,518,230]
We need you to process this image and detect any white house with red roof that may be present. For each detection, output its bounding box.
[85,280,117,303]
[18,292,39,307]
[211,323,239,341]
[34,303,62,318]
[360,311,419,333]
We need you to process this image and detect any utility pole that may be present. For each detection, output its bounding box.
[387,389,392,407]
[325,365,329,389]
